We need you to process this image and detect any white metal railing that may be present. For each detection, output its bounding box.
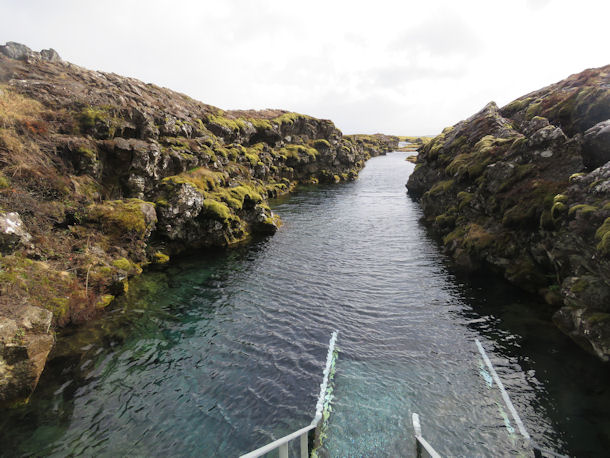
[240,331,338,458]
[412,413,442,458]
[475,339,568,458]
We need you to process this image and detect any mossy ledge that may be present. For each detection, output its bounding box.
[406,64,610,361]
[0,42,399,404]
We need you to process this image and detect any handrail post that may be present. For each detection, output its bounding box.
[413,413,422,457]
[300,432,308,458]
[412,412,442,458]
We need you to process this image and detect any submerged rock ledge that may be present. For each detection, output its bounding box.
[0,42,398,404]
[407,64,610,360]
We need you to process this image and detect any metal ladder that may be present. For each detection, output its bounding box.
[241,335,567,458]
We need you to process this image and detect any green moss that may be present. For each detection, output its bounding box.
[596,218,610,239]
[435,212,456,228]
[525,100,542,120]
[510,136,528,151]
[503,97,533,115]
[112,258,142,275]
[79,107,109,129]
[244,152,259,166]
[446,153,489,179]
[553,194,567,204]
[112,258,131,271]
[162,136,191,150]
[203,199,233,222]
[279,144,319,162]
[569,172,585,183]
[551,201,567,219]
[0,172,10,189]
[87,199,154,238]
[427,179,454,196]
[595,218,610,255]
[457,191,474,210]
[162,168,225,192]
[248,118,273,130]
[571,277,589,293]
[443,226,466,247]
[445,135,514,180]
[445,223,495,256]
[78,106,120,137]
[503,198,545,227]
[313,139,331,150]
[96,294,114,309]
[13,327,25,344]
[272,112,310,126]
[208,184,264,211]
[568,204,597,217]
[207,114,246,132]
[0,255,78,324]
[77,146,96,160]
[153,251,170,264]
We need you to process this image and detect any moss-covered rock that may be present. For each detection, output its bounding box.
[86,199,157,240]
[406,63,610,360]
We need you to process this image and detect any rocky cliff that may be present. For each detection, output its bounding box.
[0,42,398,404]
[407,65,610,360]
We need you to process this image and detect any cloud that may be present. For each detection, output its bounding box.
[390,12,482,58]
[0,0,608,135]
[367,64,467,88]
[526,0,552,10]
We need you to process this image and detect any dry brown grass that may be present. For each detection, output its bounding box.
[0,84,46,129]
[0,85,62,188]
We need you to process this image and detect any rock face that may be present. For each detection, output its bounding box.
[0,42,398,403]
[407,64,610,360]
[0,306,53,405]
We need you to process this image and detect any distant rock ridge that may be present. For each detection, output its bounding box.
[407,64,610,360]
[0,41,62,63]
[0,42,399,404]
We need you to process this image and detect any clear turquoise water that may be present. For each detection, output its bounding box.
[1,152,609,457]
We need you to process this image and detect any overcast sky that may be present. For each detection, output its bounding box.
[1,0,608,135]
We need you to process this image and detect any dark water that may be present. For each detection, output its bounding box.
[2,152,610,457]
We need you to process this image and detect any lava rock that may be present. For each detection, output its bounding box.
[582,119,610,170]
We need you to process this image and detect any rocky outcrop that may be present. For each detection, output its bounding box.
[407,64,610,360]
[0,42,398,403]
[0,212,32,254]
[0,42,62,63]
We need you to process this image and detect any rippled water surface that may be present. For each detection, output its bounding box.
[2,152,610,457]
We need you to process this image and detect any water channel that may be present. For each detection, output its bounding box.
[1,151,609,457]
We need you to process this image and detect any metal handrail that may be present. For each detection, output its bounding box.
[240,423,315,458]
[412,413,442,458]
[240,331,338,458]
[476,339,568,458]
